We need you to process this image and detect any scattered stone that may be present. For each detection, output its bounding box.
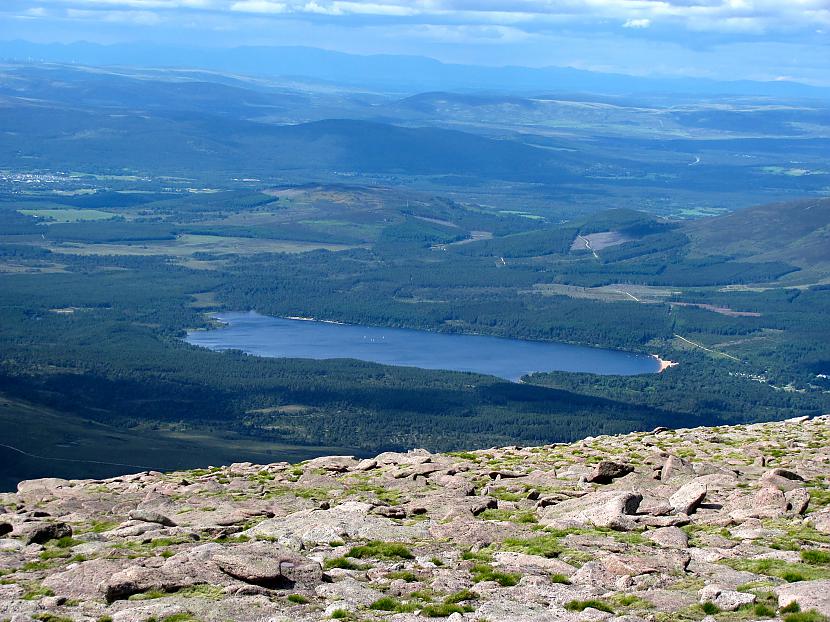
[647,526,689,549]
[808,509,830,534]
[22,521,71,544]
[661,455,694,482]
[371,505,407,519]
[128,509,177,527]
[1,416,829,622]
[540,490,643,530]
[760,468,806,492]
[214,541,322,588]
[669,481,707,515]
[776,580,830,617]
[305,455,358,472]
[355,459,378,471]
[587,461,634,484]
[784,487,810,514]
[699,584,756,611]
[488,470,523,479]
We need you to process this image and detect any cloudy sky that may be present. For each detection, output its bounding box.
[2,0,829,85]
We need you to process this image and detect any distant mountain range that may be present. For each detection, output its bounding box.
[2,61,827,205]
[2,40,829,99]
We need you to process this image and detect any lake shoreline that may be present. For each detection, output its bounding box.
[187,311,664,380]
[654,355,679,373]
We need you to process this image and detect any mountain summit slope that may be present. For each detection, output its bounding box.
[687,197,830,272]
[2,417,829,621]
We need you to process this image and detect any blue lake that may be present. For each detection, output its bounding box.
[186,311,662,381]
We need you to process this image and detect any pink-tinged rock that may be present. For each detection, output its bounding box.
[776,580,830,616]
[539,490,642,531]
[669,481,707,515]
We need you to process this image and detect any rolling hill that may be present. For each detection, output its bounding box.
[687,197,830,277]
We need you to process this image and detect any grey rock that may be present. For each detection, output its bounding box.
[755,486,788,514]
[244,500,427,546]
[669,481,707,515]
[540,490,643,531]
[355,459,378,471]
[776,580,830,616]
[699,584,755,611]
[22,521,72,544]
[128,509,177,527]
[214,541,322,588]
[647,526,689,549]
[784,487,810,514]
[761,473,806,492]
[44,558,131,599]
[100,547,227,603]
[112,603,188,622]
[492,551,576,577]
[588,461,634,485]
[315,577,384,607]
[808,509,830,534]
[305,455,357,472]
[16,477,70,496]
[661,455,694,482]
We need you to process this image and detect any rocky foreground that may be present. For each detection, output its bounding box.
[2,418,830,622]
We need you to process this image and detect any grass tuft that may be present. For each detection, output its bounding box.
[323,557,365,570]
[470,563,520,587]
[347,541,413,560]
[369,596,417,613]
[801,549,830,565]
[564,599,614,614]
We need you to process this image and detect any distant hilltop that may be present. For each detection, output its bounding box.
[2,416,830,621]
[2,41,829,99]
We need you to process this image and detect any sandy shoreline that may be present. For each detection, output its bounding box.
[654,355,678,372]
[286,316,345,325]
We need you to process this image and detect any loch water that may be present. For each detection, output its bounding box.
[186,311,661,381]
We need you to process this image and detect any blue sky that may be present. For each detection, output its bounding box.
[2,0,829,85]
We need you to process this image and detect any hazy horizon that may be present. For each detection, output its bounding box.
[2,0,829,87]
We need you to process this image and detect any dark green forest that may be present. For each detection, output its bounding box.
[0,60,829,491]
[2,188,829,490]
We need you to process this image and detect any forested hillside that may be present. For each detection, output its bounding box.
[1,183,829,488]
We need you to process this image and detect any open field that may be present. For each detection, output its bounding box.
[527,283,680,303]
[49,234,362,257]
[0,393,359,492]
[18,208,119,222]
[0,260,68,274]
[569,230,634,251]
[669,301,762,317]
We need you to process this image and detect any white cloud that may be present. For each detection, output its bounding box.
[402,23,536,43]
[304,1,419,16]
[15,0,830,34]
[55,0,213,7]
[65,7,162,23]
[230,0,287,12]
